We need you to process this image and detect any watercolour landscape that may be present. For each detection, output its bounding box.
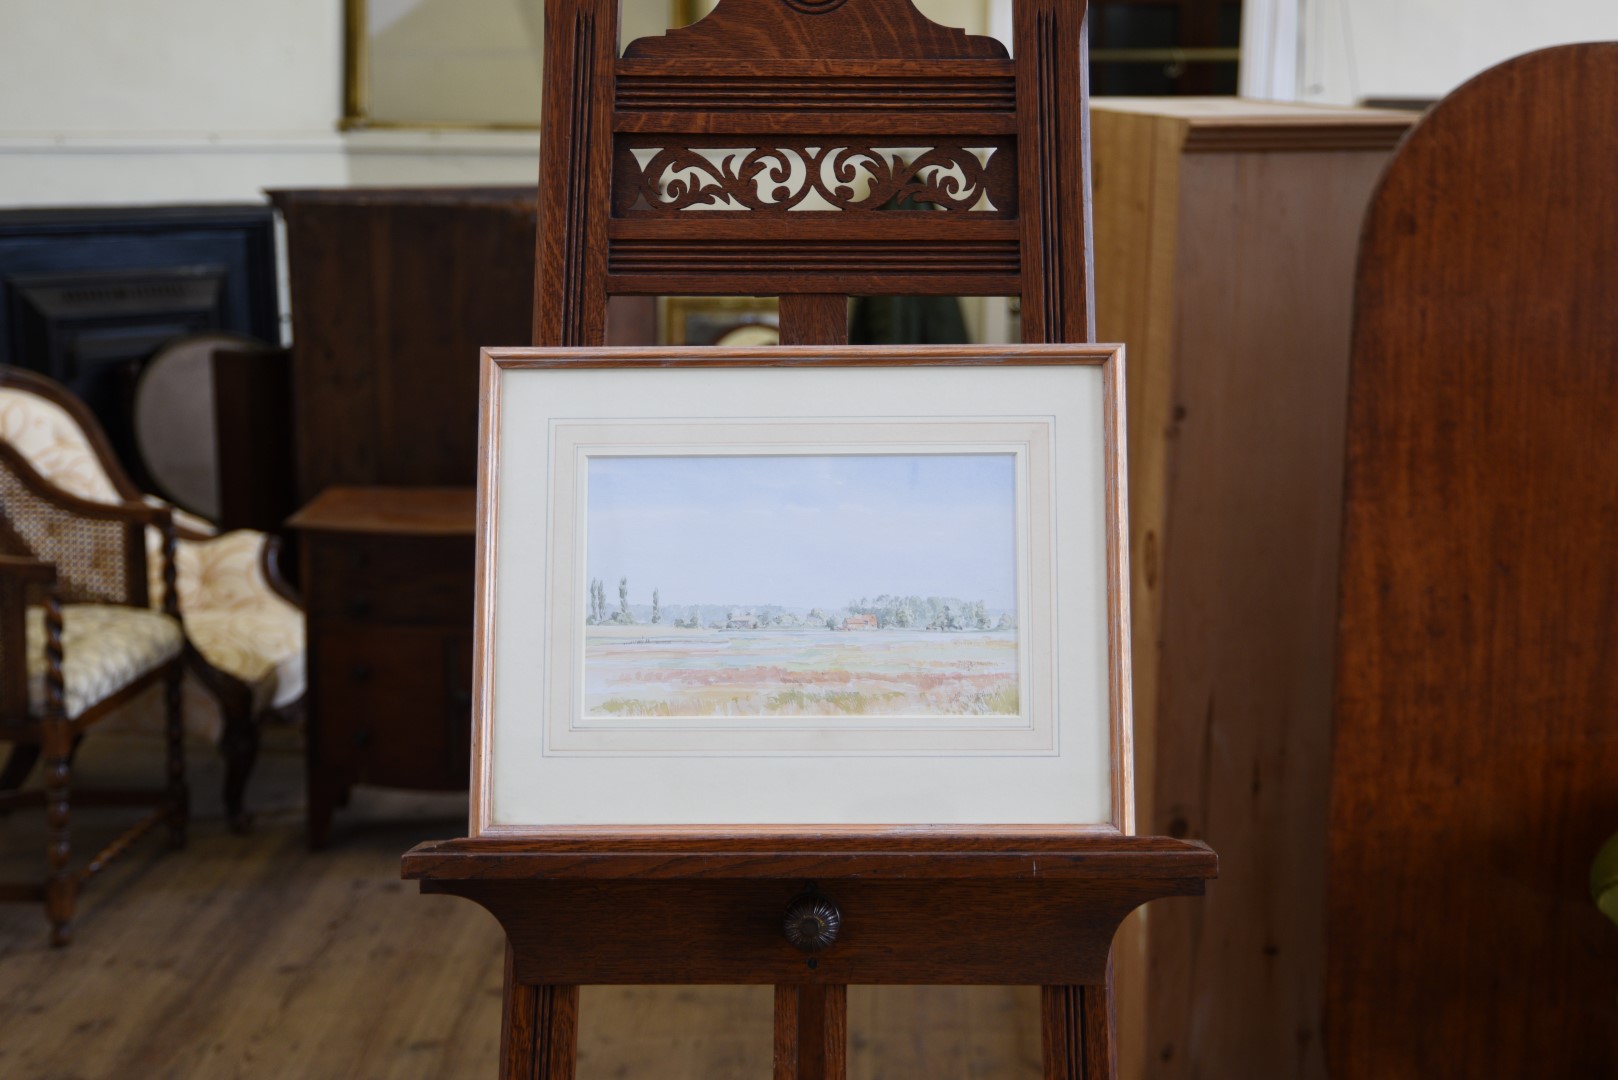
[582,452,1020,719]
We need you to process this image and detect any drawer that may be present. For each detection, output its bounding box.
[303,533,474,625]
[310,626,472,791]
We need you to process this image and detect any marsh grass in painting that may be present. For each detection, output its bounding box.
[583,453,1019,719]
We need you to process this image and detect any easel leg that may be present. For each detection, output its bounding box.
[500,943,578,1080]
[1043,965,1117,1079]
[774,984,847,1080]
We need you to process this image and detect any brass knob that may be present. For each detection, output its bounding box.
[783,889,841,953]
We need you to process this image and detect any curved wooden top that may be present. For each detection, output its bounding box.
[1328,43,1618,1077]
[623,0,1008,61]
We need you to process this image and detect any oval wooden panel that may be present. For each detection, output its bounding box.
[1329,43,1618,1077]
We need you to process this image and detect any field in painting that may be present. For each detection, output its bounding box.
[584,625,1018,718]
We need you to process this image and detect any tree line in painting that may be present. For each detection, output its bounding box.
[585,577,1013,632]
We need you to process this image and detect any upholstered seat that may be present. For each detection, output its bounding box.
[26,604,183,719]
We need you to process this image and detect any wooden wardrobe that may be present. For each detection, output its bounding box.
[1090,98,1416,1080]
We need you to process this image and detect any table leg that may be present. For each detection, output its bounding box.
[501,943,579,1080]
[774,984,847,1080]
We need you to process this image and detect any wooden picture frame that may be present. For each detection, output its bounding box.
[469,344,1132,837]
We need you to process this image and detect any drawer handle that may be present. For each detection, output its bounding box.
[350,663,373,683]
[783,888,841,953]
[353,729,372,748]
[348,596,372,618]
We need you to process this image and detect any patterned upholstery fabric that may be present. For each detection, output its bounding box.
[25,604,183,719]
[0,385,123,504]
[173,532,305,712]
[0,385,305,742]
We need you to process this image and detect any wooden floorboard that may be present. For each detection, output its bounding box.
[0,730,1040,1079]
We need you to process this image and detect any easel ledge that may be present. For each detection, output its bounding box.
[404,830,1215,880]
[402,833,1215,987]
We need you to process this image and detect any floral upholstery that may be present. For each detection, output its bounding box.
[25,604,183,719]
[0,383,305,743]
[0,383,122,505]
[171,532,304,713]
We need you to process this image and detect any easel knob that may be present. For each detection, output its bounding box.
[783,889,842,953]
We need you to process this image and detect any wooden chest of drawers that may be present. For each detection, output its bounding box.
[288,486,477,849]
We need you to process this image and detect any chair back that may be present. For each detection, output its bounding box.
[0,366,142,507]
[0,442,150,609]
[134,332,257,521]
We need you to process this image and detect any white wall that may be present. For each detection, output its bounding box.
[1292,0,1618,105]
[0,0,541,207]
[0,0,1008,209]
[0,0,339,136]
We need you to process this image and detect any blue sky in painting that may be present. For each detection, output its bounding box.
[585,454,1017,610]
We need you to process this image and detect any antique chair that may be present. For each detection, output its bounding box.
[0,441,186,944]
[0,366,304,831]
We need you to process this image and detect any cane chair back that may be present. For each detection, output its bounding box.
[0,442,150,609]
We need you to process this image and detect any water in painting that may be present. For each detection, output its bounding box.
[583,453,1019,719]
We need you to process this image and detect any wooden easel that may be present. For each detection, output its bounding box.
[403,2,1216,1076]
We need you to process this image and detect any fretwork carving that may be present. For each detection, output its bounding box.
[613,139,1016,216]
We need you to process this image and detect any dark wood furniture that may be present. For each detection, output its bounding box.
[212,343,297,535]
[269,190,533,841]
[0,441,185,946]
[289,486,476,850]
[1327,44,1618,1077]
[1089,98,1415,1080]
[407,2,1216,1079]
[268,188,539,506]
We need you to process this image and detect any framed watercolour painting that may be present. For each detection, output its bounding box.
[472,345,1131,834]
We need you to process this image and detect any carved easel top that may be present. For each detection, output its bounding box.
[623,0,1009,62]
[535,0,1092,366]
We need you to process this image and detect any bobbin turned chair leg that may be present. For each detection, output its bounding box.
[38,589,74,946]
[42,714,74,947]
[164,663,188,849]
[158,514,188,850]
